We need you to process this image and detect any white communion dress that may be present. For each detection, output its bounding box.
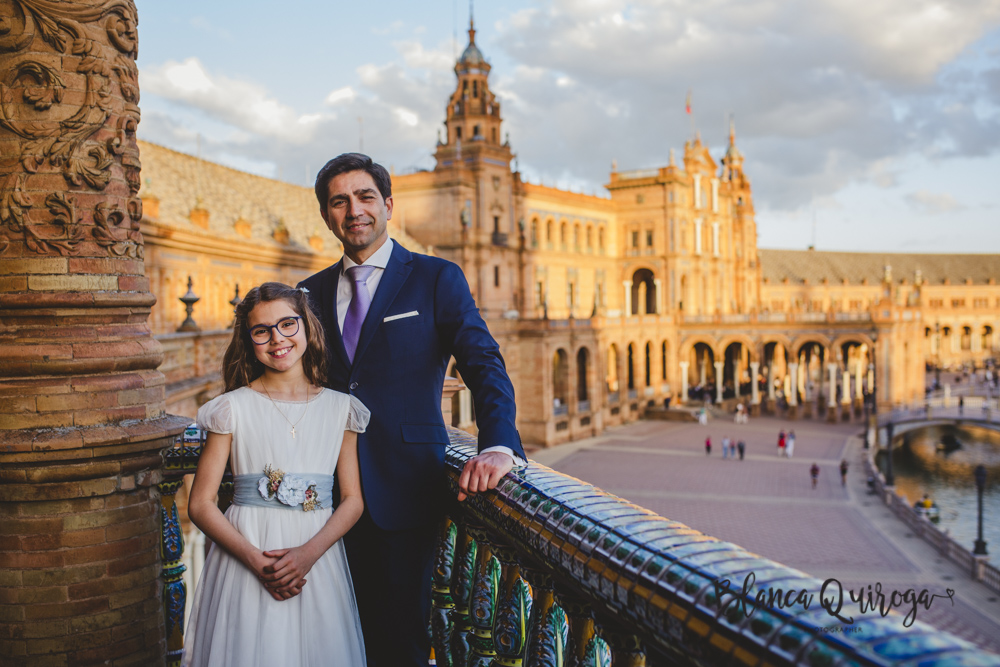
[183,386,368,667]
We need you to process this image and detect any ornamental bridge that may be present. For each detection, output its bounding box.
[876,396,1000,438]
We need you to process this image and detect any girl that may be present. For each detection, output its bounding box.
[184,282,367,666]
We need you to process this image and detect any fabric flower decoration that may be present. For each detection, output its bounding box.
[276,474,308,507]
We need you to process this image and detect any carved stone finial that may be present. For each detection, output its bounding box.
[177,276,202,332]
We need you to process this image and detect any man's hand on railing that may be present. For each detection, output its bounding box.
[457,451,514,501]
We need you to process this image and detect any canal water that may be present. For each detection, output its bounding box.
[879,424,1000,561]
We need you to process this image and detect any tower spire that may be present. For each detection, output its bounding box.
[469,0,475,43]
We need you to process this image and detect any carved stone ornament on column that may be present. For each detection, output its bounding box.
[0,0,144,259]
[0,2,188,665]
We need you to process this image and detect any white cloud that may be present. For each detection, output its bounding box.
[141,58,331,144]
[906,190,963,214]
[325,87,356,105]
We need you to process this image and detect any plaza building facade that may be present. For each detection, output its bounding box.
[138,24,1000,445]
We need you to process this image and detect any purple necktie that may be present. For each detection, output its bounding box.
[343,265,376,363]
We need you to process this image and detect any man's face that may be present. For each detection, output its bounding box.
[321,169,393,262]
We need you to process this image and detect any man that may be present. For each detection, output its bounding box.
[299,153,525,667]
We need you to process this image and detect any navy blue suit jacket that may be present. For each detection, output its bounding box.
[299,242,524,530]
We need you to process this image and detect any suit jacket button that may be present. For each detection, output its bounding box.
[349,382,359,390]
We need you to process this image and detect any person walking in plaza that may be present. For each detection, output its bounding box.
[810,462,820,489]
[840,459,849,486]
[705,436,712,456]
[185,283,368,666]
[786,430,796,459]
[722,436,731,459]
[737,440,746,460]
[777,429,786,457]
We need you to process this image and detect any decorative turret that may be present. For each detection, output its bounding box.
[439,18,506,153]
[721,120,746,184]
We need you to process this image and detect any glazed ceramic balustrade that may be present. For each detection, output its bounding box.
[435,429,1000,667]
[159,427,1000,667]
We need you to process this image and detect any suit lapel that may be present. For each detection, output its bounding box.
[324,260,352,370]
[352,243,413,365]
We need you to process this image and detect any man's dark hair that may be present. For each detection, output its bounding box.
[314,153,392,208]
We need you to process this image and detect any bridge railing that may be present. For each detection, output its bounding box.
[877,397,999,428]
[159,429,1000,666]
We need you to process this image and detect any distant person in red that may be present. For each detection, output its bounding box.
[778,429,786,457]
[810,463,820,489]
[705,437,712,456]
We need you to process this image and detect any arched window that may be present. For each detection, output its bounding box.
[984,325,994,351]
[962,326,972,350]
[630,268,657,315]
[598,227,605,253]
[546,220,553,243]
[530,218,539,248]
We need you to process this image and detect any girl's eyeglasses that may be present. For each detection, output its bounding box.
[248,316,301,345]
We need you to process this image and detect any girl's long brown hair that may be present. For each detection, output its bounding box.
[222,282,328,392]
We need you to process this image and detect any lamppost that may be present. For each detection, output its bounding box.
[884,422,895,487]
[863,395,870,450]
[868,326,879,452]
[974,465,988,556]
[934,322,942,390]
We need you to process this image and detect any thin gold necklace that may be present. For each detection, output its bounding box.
[259,379,317,439]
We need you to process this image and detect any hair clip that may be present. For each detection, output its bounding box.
[299,287,310,293]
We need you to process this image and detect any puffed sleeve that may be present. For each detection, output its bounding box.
[197,393,234,434]
[345,395,370,434]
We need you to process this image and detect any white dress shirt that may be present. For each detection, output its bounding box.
[337,238,524,466]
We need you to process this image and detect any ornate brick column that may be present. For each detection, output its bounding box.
[0,2,187,665]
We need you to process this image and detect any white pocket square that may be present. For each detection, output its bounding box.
[384,310,419,323]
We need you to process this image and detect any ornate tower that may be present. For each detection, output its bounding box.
[434,18,510,167]
[0,2,188,663]
[719,121,761,312]
[430,18,520,318]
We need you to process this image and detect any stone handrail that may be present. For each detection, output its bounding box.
[158,428,1000,666]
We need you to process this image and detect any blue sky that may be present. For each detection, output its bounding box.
[134,0,1000,253]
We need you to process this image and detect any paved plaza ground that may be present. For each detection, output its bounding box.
[530,412,1000,654]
